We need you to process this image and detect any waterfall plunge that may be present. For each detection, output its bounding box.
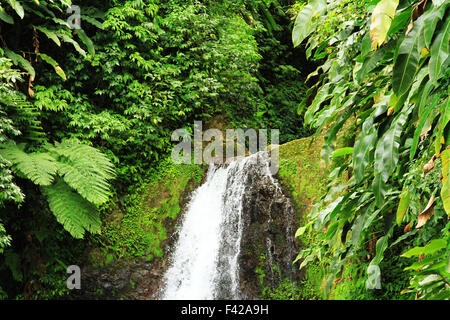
[160,152,275,300]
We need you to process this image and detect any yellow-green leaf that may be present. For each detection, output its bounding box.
[6,0,24,19]
[55,66,67,81]
[292,0,326,47]
[331,147,354,159]
[370,0,399,49]
[401,239,447,258]
[295,226,307,238]
[0,5,14,24]
[442,149,450,216]
[396,188,410,225]
[38,53,67,80]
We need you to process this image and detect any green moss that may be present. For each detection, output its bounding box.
[255,253,266,287]
[97,159,204,260]
[276,123,357,300]
[88,247,111,268]
[278,132,329,216]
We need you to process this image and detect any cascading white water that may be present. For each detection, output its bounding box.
[160,152,273,300]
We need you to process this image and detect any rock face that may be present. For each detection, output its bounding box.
[69,257,164,299]
[238,154,300,298]
[72,151,300,300]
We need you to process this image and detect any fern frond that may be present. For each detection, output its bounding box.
[42,179,101,239]
[0,144,57,186]
[48,140,115,205]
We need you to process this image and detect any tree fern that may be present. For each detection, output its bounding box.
[0,140,115,238]
[0,144,57,186]
[43,179,101,239]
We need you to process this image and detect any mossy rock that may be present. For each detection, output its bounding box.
[277,131,329,217]
[99,159,205,260]
[275,121,357,299]
[277,119,357,218]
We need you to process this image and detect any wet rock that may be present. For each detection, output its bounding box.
[238,152,300,299]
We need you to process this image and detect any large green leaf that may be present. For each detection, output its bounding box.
[321,107,355,164]
[429,16,450,84]
[373,106,411,205]
[331,147,354,159]
[59,33,87,57]
[353,107,380,183]
[410,94,439,160]
[423,3,449,48]
[435,97,450,153]
[403,254,446,271]
[292,0,326,47]
[4,48,36,78]
[371,226,394,265]
[392,4,447,95]
[0,5,14,24]
[372,173,387,207]
[38,53,67,80]
[34,26,61,46]
[386,7,413,37]
[77,29,95,56]
[49,141,115,206]
[353,127,377,182]
[81,15,104,29]
[4,251,22,282]
[370,0,399,49]
[355,43,393,84]
[375,111,409,178]
[392,22,423,96]
[6,0,24,19]
[351,213,368,248]
[304,83,332,125]
[401,239,447,258]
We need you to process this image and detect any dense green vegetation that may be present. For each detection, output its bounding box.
[0,0,448,300]
[292,0,449,300]
[0,0,309,299]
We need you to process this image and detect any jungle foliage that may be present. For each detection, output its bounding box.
[0,0,308,298]
[1,0,447,301]
[292,0,449,300]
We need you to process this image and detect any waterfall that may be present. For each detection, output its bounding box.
[160,152,275,300]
